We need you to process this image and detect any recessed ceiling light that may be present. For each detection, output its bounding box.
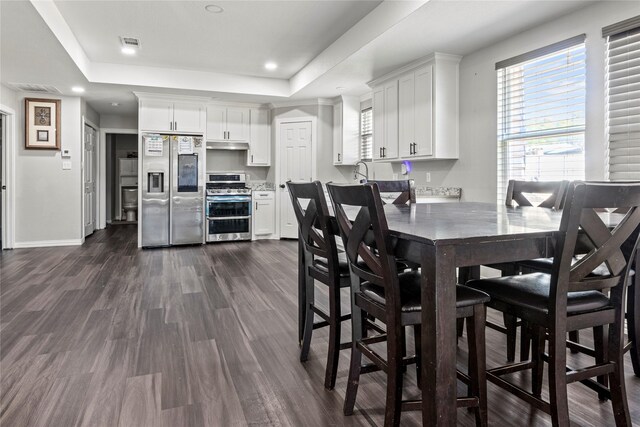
[336,86,346,90]
[121,46,136,55]
[72,86,85,93]
[265,62,278,71]
[205,4,224,13]
[111,102,120,107]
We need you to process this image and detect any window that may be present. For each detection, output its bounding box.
[496,35,586,200]
[360,107,373,161]
[605,16,640,181]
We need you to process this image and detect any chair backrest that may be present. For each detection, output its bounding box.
[286,181,340,278]
[505,180,569,210]
[365,179,416,204]
[327,183,403,313]
[551,182,640,312]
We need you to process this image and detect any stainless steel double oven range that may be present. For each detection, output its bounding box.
[206,173,252,242]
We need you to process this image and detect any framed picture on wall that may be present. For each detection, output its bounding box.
[25,98,61,149]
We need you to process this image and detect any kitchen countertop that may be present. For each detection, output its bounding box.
[249,182,276,191]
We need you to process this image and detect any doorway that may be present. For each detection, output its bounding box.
[106,133,138,225]
[0,105,14,250]
[1,114,4,248]
[277,119,314,239]
[83,123,97,237]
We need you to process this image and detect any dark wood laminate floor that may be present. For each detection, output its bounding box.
[1,225,638,427]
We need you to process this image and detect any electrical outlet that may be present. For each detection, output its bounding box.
[392,173,398,180]
[425,172,431,182]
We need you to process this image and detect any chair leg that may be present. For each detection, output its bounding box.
[548,328,570,427]
[413,324,422,390]
[593,325,609,401]
[627,279,640,377]
[324,284,341,390]
[467,306,488,427]
[609,320,632,426]
[530,325,545,398]
[520,322,531,362]
[300,280,315,363]
[384,326,404,427]
[568,330,580,354]
[344,308,364,416]
[504,313,517,363]
[457,318,465,338]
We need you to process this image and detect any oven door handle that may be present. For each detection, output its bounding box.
[208,215,252,220]
[207,196,252,203]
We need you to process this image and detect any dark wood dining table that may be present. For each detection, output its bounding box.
[297,201,637,426]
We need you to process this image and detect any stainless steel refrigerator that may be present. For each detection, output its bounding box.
[141,134,204,247]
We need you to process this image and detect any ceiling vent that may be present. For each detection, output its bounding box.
[7,83,61,94]
[120,36,141,49]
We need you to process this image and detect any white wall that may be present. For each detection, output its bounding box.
[372,1,640,202]
[3,85,85,245]
[100,113,137,130]
[205,150,269,181]
[81,99,100,127]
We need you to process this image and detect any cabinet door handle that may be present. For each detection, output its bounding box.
[228,131,231,139]
[255,202,258,211]
[174,121,177,131]
[251,155,254,163]
[382,147,386,158]
[170,121,173,131]
[338,153,341,162]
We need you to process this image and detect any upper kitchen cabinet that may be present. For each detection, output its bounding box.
[138,97,206,134]
[206,105,250,142]
[247,108,271,166]
[369,53,460,161]
[333,96,360,165]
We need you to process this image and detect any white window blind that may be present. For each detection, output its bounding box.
[360,107,373,161]
[497,35,586,201]
[605,18,640,181]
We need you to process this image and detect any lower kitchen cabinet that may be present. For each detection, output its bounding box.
[252,191,275,239]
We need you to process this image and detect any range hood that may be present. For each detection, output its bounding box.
[206,140,250,150]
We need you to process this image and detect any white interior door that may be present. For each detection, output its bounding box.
[84,124,97,237]
[279,120,312,239]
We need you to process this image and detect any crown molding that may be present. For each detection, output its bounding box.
[367,52,462,88]
[133,91,213,103]
[268,98,334,109]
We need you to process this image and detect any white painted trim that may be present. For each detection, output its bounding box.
[268,98,333,109]
[367,52,462,88]
[0,103,16,249]
[274,115,317,239]
[81,117,99,241]
[14,239,83,249]
[98,127,137,229]
[134,91,212,103]
[207,100,272,109]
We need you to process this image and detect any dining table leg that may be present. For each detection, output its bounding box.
[421,243,458,426]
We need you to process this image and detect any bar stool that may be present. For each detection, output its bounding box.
[328,182,490,427]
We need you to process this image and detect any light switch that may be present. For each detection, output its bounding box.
[62,161,72,170]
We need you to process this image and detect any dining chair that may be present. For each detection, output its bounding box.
[365,179,416,204]
[327,182,491,427]
[287,180,351,390]
[459,179,569,363]
[466,181,640,426]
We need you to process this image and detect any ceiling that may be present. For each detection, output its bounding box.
[0,0,605,116]
[53,0,381,80]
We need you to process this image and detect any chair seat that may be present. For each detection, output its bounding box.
[314,252,409,277]
[518,257,619,278]
[466,272,613,316]
[360,272,490,313]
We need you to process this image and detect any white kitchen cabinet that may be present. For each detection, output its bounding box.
[333,96,360,165]
[369,53,460,161]
[253,191,275,238]
[399,65,433,158]
[139,99,205,133]
[373,81,399,160]
[247,109,270,166]
[206,106,250,142]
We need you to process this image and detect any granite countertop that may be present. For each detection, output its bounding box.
[414,186,461,198]
[249,182,276,191]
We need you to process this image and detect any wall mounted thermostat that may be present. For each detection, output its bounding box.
[61,149,71,158]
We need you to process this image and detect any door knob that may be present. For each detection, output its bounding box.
[280,184,286,189]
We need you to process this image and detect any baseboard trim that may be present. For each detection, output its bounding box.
[14,239,83,248]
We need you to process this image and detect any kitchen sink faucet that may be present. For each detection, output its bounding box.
[353,161,369,182]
